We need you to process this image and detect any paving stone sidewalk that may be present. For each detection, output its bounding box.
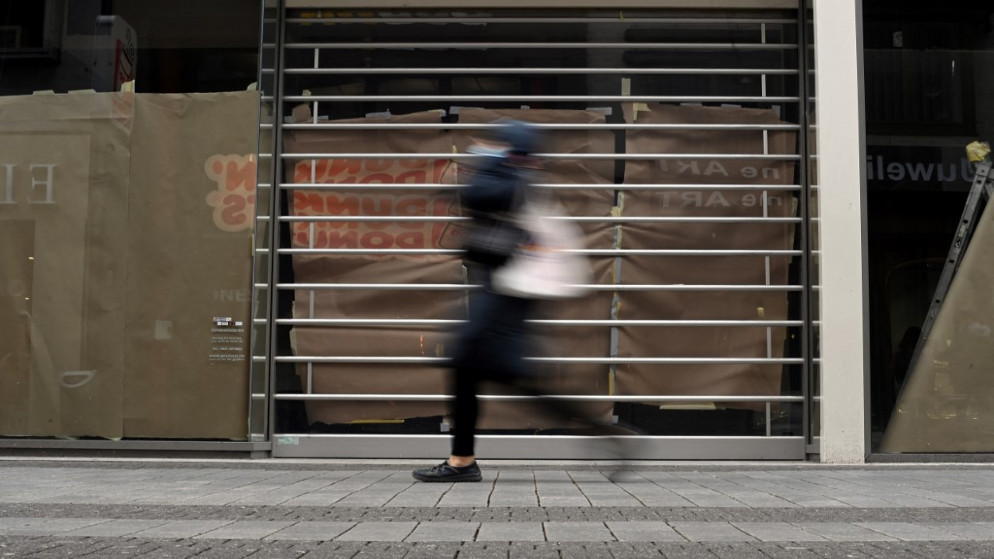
[2,459,994,557]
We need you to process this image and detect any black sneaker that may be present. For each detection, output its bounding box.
[412,461,482,482]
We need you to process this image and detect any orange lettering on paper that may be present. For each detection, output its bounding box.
[291,158,458,260]
[205,154,257,232]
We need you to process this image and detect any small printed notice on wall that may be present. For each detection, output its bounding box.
[210,316,246,362]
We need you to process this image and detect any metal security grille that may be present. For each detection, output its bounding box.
[254,6,813,459]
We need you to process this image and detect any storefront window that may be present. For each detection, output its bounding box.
[865,1,994,452]
[0,0,263,441]
[259,8,811,458]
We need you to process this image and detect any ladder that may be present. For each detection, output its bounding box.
[902,141,993,387]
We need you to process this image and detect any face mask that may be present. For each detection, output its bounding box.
[467,144,508,158]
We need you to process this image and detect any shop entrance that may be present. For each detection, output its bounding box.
[251,4,815,459]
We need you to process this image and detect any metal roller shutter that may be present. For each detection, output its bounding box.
[252,5,813,459]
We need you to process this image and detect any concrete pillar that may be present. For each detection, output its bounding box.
[812,0,870,463]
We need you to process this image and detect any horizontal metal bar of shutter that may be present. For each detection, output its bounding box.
[284,17,797,25]
[275,356,805,364]
[278,283,804,291]
[275,216,801,223]
[282,94,798,102]
[283,68,799,75]
[278,319,803,327]
[285,42,797,50]
[274,248,802,256]
[281,153,801,160]
[275,394,804,403]
[280,186,801,192]
[280,123,801,129]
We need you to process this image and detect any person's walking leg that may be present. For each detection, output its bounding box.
[448,284,501,464]
[450,362,479,462]
[410,362,483,482]
[411,282,498,483]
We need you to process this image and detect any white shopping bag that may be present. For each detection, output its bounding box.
[492,201,592,299]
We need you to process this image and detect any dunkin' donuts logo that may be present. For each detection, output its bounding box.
[205,154,257,232]
[291,158,459,260]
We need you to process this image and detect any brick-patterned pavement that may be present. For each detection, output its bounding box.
[2,460,994,557]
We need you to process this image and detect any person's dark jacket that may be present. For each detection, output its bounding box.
[460,153,528,267]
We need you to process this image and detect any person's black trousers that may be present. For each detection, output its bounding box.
[449,282,533,457]
[447,275,617,457]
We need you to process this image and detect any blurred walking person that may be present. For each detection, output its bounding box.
[413,121,617,483]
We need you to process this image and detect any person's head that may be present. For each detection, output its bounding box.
[494,119,540,156]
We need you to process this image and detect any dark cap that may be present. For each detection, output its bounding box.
[495,119,540,155]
